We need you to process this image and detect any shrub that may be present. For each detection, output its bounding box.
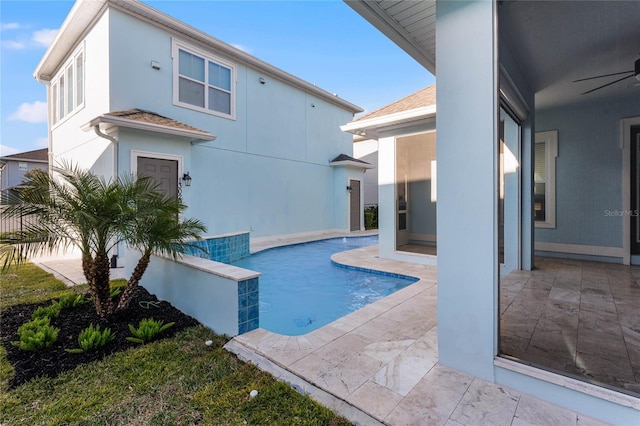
[127,318,175,344]
[55,293,86,309]
[31,303,61,320]
[364,205,378,230]
[14,317,59,351]
[66,324,115,353]
[110,287,122,298]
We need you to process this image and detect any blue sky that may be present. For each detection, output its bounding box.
[0,0,434,156]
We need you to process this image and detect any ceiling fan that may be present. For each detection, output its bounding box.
[574,57,640,95]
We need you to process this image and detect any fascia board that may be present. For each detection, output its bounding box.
[329,160,375,169]
[34,0,108,82]
[341,105,437,133]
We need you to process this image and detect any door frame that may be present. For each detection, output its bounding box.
[130,150,184,177]
[621,116,640,265]
[348,177,363,232]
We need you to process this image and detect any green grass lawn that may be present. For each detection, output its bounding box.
[0,263,352,425]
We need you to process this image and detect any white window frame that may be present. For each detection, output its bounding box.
[50,44,85,127]
[534,130,558,229]
[172,39,236,120]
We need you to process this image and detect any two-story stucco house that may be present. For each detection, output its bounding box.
[34,0,366,264]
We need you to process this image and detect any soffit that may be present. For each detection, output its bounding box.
[345,0,436,74]
[499,0,640,110]
[347,1,640,110]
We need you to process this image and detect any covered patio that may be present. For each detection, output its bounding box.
[226,242,618,424]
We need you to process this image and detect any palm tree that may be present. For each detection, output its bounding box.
[116,179,206,311]
[1,164,207,318]
[1,165,129,317]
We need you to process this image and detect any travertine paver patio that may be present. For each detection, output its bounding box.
[225,239,609,425]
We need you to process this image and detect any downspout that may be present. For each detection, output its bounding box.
[92,125,120,265]
[92,124,118,181]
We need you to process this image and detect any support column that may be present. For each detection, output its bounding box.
[436,0,498,381]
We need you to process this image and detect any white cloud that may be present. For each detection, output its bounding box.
[32,28,58,47]
[1,22,22,31]
[35,137,49,148]
[0,144,21,156]
[2,40,25,49]
[231,43,253,54]
[9,101,48,123]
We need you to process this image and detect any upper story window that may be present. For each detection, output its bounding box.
[172,40,235,119]
[534,130,558,228]
[51,46,84,126]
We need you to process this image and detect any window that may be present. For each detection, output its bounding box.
[50,46,85,125]
[534,130,558,228]
[173,40,235,119]
[18,162,28,171]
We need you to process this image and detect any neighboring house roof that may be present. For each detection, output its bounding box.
[341,84,437,140]
[329,153,375,169]
[81,109,217,142]
[356,85,436,122]
[34,0,363,115]
[0,148,49,163]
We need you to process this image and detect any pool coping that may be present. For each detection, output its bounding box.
[225,237,438,424]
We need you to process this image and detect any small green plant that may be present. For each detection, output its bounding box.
[31,303,62,320]
[127,318,175,344]
[66,324,116,353]
[14,317,59,351]
[364,205,378,230]
[55,293,85,309]
[110,287,122,298]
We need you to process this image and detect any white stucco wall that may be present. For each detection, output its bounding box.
[49,9,113,178]
[353,139,379,206]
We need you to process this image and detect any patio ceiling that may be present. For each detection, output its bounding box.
[346,0,640,110]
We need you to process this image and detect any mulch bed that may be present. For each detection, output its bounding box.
[0,288,200,389]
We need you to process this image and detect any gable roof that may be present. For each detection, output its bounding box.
[81,109,216,142]
[355,84,436,122]
[341,84,437,139]
[34,0,363,114]
[0,148,49,163]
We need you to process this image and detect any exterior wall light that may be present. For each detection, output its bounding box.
[346,185,352,193]
[182,172,192,187]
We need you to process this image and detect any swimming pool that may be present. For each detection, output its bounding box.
[229,235,418,335]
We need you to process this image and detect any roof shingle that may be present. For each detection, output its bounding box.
[1,148,48,162]
[106,109,207,133]
[355,84,436,122]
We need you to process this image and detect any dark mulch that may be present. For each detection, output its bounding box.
[0,287,200,388]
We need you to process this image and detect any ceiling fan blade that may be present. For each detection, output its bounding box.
[573,70,634,83]
[581,74,635,95]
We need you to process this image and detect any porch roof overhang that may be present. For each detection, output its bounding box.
[341,105,436,140]
[345,0,436,75]
[329,153,375,170]
[81,109,216,143]
[346,1,640,110]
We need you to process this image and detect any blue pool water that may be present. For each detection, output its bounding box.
[229,236,418,336]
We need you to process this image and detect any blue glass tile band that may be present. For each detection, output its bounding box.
[237,277,259,335]
[330,260,418,282]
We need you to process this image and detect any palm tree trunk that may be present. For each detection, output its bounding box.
[93,252,113,318]
[116,252,151,311]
